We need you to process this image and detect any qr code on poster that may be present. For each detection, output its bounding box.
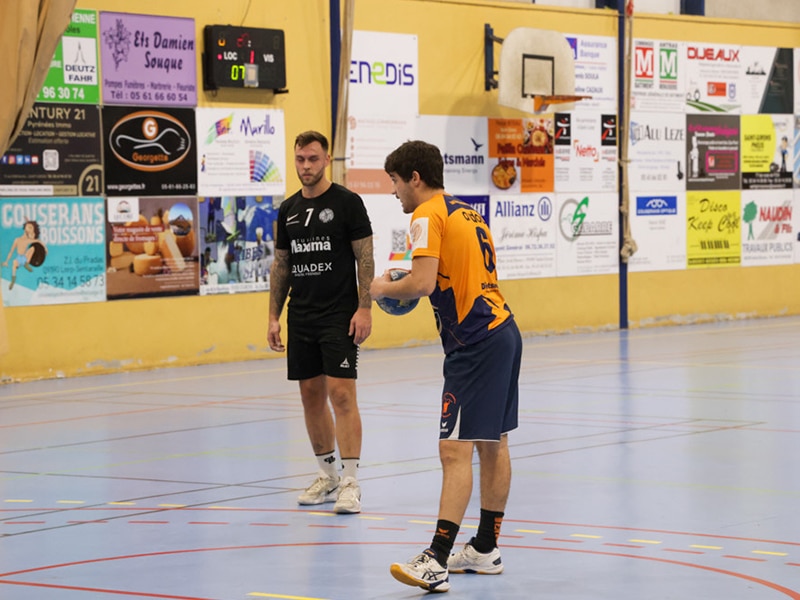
[391,229,408,253]
[43,149,59,171]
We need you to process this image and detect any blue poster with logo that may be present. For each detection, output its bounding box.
[0,197,106,306]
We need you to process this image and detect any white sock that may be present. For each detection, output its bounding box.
[341,458,360,480]
[316,451,338,479]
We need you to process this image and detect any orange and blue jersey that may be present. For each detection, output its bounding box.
[410,193,514,354]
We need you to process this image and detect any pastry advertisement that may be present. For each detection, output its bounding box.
[488,117,554,194]
[105,196,199,299]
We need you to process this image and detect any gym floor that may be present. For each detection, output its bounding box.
[1,316,799,599]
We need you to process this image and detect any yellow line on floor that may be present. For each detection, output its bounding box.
[629,539,662,544]
[248,593,329,600]
[752,550,788,556]
[515,529,545,534]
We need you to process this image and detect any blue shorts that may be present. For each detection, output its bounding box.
[286,317,358,381]
[439,319,522,441]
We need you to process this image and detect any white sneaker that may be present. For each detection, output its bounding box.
[297,474,339,505]
[448,541,503,574]
[390,550,450,593]
[333,476,361,514]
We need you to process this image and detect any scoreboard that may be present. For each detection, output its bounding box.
[203,25,287,92]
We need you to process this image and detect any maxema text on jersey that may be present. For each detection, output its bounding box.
[349,61,415,86]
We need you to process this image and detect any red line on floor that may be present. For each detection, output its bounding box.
[0,578,213,599]
[0,542,797,599]
[723,555,767,562]
[663,549,704,555]
[542,538,583,543]
[128,520,169,524]
[604,543,644,549]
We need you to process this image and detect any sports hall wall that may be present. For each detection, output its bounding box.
[0,0,798,382]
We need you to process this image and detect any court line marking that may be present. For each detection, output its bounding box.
[0,541,797,599]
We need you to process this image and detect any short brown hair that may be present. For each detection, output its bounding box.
[295,130,329,152]
[384,140,444,189]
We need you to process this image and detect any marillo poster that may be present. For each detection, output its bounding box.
[196,108,286,197]
[0,197,106,306]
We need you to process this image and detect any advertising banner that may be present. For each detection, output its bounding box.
[631,39,684,113]
[488,117,554,194]
[684,43,742,114]
[102,106,197,196]
[0,104,102,197]
[346,31,418,196]
[36,8,100,104]
[740,189,794,266]
[686,190,741,268]
[740,114,793,190]
[106,196,199,299]
[415,115,489,195]
[628,111,687,191]
[196,108,286,197]
[627,193,686,272]
[492,194,557,280]
[199,196,277,295]
[555,192,618,276]
[99,12,197,106]
[686,114,740,191]
[553,112,617,193]
[740,47,794,115]
[0,197,106,306]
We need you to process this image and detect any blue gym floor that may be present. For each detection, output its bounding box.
[1,316,799,599]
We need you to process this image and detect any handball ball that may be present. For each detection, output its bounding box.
[376,269,419,316]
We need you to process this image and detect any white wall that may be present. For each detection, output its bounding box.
[509,0,800,22]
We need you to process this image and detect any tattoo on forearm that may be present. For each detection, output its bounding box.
[269,249,291,317]
[352,236,375,309]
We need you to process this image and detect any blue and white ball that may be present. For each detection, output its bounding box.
[376,269,419,316]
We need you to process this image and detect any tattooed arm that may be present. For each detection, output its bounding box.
[350,235,374,345]
[267,247,291,352]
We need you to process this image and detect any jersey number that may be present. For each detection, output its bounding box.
[476,227,496,273]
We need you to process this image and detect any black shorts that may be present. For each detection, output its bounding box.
[439,319,522,441]
[286,317,358,381]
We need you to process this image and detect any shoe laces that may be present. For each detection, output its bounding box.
[337,477,359,501]
[306,475,336,494]
[410,551,437,568]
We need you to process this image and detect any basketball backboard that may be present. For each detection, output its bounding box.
[496,28,588,113]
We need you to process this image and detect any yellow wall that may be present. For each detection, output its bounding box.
[1,0,798,382]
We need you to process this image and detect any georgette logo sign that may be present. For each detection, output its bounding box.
[109,111,192,172]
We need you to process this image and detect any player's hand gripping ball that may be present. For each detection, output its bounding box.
[375,269,419,316]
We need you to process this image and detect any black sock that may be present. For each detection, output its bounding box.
[471,509,504,553]
[429,519,460,566]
